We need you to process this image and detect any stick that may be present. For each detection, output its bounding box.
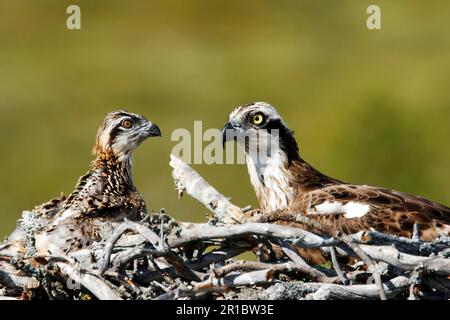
[99,220,161,273]
[167,222,337,248]
[194,262,334,292]
[359,245,450,275]
[265,276,409,300]
[213,260,336,283]
[276,239,332,282]
[412,223,420,242]
[353,230,447,255]
[330,246,348,285]
[338,234,387,300]
[305,276,409,300]
[55,263,122,300]
[187,245,252,271]
[170,154,246,224]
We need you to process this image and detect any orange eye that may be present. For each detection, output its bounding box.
[122,119,133,129]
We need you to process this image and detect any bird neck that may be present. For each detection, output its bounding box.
[92,150,134,193]
[245,132,338,213]
[60,151,135,213]
[245,150,295,213]
[288,156,340,191]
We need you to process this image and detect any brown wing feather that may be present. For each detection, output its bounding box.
[291,184,450,240]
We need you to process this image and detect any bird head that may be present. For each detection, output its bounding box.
[221,102,299,163]
[93,110,161,162]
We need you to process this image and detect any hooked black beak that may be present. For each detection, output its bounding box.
[147,122,161,137]
[221,122,235,148]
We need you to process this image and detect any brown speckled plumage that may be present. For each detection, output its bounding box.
[4,110,160,257]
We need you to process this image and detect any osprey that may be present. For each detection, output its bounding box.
[1,110,161,258]
[222,102,450,241]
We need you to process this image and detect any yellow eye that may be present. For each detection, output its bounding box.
[252,113,264,125]
[122,119,133,129]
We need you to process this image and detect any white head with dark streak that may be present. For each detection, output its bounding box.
[93,110,161,162]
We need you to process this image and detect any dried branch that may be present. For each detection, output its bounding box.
[170,154,246,224]
[194,261,330,292]
[352,230,448,255]
[167,222,337,248]
[55,263,121,300]
[99,220,162,273]
[359,245,450,275]
[337,234,387,300]
[330,246,348,285]
[276,239,332,282]
[307,276,410,300]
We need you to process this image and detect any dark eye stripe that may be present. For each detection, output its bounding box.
[109,124,122,145]
[263,118,281,130]
[263,118,299,161]
[109,117,133,144]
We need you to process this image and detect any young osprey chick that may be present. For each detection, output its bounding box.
[3,110,161,257]
[222,102,449,241]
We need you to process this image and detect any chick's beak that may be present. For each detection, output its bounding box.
[147,122,161,137]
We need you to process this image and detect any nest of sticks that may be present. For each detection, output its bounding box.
[0,155,449,300]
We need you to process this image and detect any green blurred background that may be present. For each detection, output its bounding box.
[1,0,449,238]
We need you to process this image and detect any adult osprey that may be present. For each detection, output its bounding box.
[222,102,449,241]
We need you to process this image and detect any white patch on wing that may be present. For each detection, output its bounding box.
[311,201,370,219]
[342,202,370,218]
[315,201,343,214]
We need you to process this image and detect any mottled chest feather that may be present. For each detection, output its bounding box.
[33,155,146,255]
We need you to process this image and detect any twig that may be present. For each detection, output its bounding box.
[276,239,332,282]
[359,245,450,275]
[111,247,201,281]
[187,245,251,271]
[170,154,246,224]
[353,230,447,255]
[305,276,409,300]
[99,220,161,273]
[213,260,336,284]
[337,234,387,300]
[168,222,337,248]
[330,246,348,285]
[193,261,337,292]
[251,210,331,234]
[412,223,420,242]
[55,263,121,300]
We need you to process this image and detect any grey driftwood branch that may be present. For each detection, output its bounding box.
[55,263,122,300]
[169,154,246,224]
[266,276,410,300]
[0,156,449,300]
